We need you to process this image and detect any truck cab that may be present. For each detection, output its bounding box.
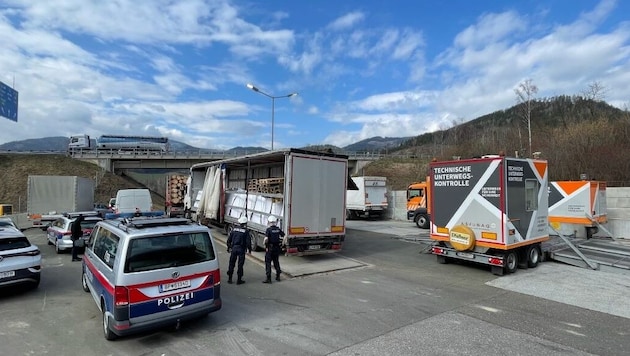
[406,180,430,229]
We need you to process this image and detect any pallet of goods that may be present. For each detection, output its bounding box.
[248,177,284,194]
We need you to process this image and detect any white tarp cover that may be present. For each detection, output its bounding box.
[205,167,222,219]
[197,167,215,217]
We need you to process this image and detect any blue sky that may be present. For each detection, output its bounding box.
[1,0,629,150]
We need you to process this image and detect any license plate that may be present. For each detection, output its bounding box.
[0,270,16,279]
[456,252,475,259]
[307,245,320,250]
[159,280,191,293]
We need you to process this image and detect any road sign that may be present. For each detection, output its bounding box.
[0,80,18,122]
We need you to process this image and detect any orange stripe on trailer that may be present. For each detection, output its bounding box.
[429,235,549,249]
[476,236,549,250]
[430,234,449,242]
[548,216,607,224]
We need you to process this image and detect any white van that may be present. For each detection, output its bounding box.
[115,189,152,214]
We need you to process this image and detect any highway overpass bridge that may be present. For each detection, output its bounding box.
[69,149,395,175]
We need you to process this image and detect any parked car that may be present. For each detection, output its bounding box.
[0,217,18,229]
[46,212,102,254]
[82,212,222,340]
[0,225,41,289]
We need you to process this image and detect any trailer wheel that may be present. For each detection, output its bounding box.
[504,251,518,274]
[525,244,541,268]
[415,214,429,229]
[250,233,261,252]
[346,210,353,220]
[436,255,450,264]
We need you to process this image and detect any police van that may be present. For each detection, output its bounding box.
[81,212,222,340]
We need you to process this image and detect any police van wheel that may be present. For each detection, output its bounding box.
[81,271,90,293]
[102,303,117,340]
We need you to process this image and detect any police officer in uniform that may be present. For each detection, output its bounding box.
[263,215,285,283]
[226,216,251,285]
[70,214,85,262]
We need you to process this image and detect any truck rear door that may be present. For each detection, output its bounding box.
[287,154,346,238]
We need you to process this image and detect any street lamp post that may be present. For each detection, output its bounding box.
[246,83,298,150]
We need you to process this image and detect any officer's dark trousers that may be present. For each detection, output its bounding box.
[265,248,281,278]
[228,249,246,279]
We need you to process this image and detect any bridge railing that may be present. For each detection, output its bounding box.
[3,149,428,161]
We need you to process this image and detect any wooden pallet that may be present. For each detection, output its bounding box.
[248,178,284,194]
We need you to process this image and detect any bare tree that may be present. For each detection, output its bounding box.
[582,81,607,101]
[515,79,538,157]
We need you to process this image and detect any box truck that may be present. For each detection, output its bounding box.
[346,176,388,219]
[27,175,95,229]
[429,155,549,275]
[186,149,348,256]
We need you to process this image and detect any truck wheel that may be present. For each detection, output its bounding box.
[436,255,450,264]
[415,214,429,229]
[525,244,541,268]
[503,251,518,274]
[346,210,353,220]
[250,233,260,252]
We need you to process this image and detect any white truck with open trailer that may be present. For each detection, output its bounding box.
[186,149,348,256]
[429,155,549,275]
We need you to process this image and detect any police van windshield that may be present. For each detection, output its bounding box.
[124,232,215,273]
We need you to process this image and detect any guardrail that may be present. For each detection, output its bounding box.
[1,149,429,160]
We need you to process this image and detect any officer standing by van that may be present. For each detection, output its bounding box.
[226,216,251,285]
[263,216,284,283]
[70,214,85,262]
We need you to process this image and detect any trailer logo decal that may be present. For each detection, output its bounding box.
[507,165,524,182]
[433,165,473,187]
[450,231,471,245]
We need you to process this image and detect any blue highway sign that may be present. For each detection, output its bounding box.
[0,80,19,122]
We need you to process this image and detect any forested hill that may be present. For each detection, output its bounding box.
[383,96,630,186]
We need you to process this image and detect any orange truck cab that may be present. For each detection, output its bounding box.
[406,178,431,229]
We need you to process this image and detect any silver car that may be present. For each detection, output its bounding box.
[46,213,102,253]
[0,226,41,289]
[0,217,18,229]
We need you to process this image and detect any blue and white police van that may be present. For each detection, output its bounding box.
[81,212,222,340]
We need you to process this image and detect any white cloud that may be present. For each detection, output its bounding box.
[346,91,437,112]
[454,11,526,49]
[327,11,365,31]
